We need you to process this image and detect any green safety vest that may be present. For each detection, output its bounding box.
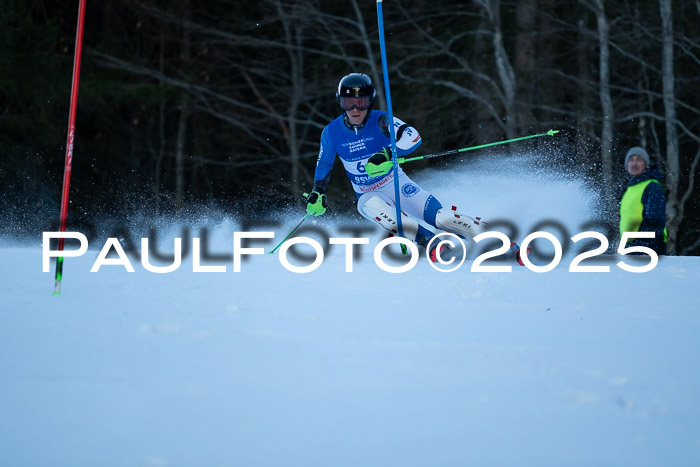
[619,179,667,243]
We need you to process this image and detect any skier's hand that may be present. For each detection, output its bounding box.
[366,147,394,177]
[305,191,327,217]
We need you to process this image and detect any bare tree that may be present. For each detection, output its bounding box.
[592,0,616,213]
[477,0,517,138]
[514,0,537,127]
[660,0,680,254]
[175,0,192,209]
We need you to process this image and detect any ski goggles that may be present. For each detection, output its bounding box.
[339,96,372,111]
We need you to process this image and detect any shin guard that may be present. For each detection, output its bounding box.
[358,194,421,241]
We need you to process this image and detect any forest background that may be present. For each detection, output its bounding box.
[1,0,698,255]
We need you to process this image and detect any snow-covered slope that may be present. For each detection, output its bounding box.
[2,156,698,466]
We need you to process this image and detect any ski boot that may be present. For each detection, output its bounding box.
[509,242,529,266]
[414,226,453,263]
[429,241,452,263]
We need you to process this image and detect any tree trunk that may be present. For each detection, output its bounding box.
[595,0,615,215]
[514,0,536,126]
[482,0,517,139]
[660,0,679,254]
[175,97,189,210]
[277,0,303,196]
[155,24,166,211]
[175,0,191,210]
[576,17,594,166]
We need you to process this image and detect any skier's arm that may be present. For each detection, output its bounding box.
[312,126,336,194]
[306,126,335,217]
[378,114,422,156]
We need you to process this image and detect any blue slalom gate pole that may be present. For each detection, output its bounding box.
[376,0,406,249]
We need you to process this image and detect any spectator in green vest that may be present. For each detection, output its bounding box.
[619,146,667,255]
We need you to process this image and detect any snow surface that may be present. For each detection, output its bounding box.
[2,155,699,466]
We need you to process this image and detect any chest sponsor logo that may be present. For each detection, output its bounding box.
[341,137,375,155]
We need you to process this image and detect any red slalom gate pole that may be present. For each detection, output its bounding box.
[54,0,86,295]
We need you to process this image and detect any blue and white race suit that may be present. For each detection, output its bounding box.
[312,110,443,229]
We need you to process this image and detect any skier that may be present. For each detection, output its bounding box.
[305,72,524,264]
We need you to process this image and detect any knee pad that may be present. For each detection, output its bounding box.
[435,208,488,238]
[358,193,420,240]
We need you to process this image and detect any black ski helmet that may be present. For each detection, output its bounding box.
[336,73,376,107]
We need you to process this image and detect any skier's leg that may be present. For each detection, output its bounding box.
[359,174,517,262]
[392,173,488,239]
[389,175,440,223]
[357,192,435,248]
[395,175,526,263]
[435,206,528,264]
[397,174,526,264]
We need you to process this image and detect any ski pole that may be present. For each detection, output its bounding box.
[269,213,310,255]
[397,129,560,164]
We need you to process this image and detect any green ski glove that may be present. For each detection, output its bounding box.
[305,191,327,217]
[366,147,394,177]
